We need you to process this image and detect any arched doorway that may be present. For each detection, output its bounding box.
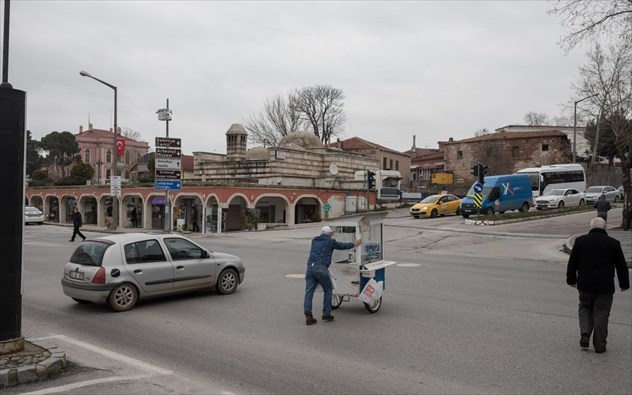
[145,193,166,230]
[254,195,289,227]
[30,196,44,212]
[225,195,248,231]
[122,194,144,229]
[45,196,59,222]
[173,193,204,232]
[294,196,321,224]
[79,195,98,225]
[60,195,77,224]
[205,195,220,233]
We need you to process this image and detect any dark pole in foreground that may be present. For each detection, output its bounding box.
[0,0,26,354]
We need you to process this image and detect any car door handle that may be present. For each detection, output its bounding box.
[133,269,142,274]
[176,265,184,270]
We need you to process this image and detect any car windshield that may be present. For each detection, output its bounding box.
[419,196,439,204]
[547,190,565,196]
[69,241,110,267]
[586,187,603,193]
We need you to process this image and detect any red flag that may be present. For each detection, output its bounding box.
[116,138,126,156]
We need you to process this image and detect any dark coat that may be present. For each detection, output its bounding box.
[593,199,611,213]
[566,228,630,293]
[72,211,82,228]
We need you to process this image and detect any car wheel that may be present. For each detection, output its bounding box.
[430,209,438,218]
[579,199,584,206]
[108,283,138,312]
[462,213,470,218]
[72,298,90,304]
[412,215,419,219]
[520,202,529,213]
[614,195,619,203]
[364,296,382,313]
[558,201,565,208]
[456,207,461,215]
[485,207,495,216]
[332,294,344,310]
[216,268,239,295]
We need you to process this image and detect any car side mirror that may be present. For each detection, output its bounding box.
[201,250,210,259]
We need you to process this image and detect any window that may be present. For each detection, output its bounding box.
[512,146,519,157]
[383,158,387,169]
[106,149,112,163]
[125,151,131,165]
[164,238,205,261]
[124,239,166,264]
[542,144,549,151]
[106,169,111,179]
[70,241,110,266]
[395,160,399,171]
[389,159,393,170]
[84,149,91,164]
[457,150,463,159]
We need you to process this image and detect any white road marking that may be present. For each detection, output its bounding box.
[396,263,421,267]
[29,334,172,375]
[20,374,152,395]
[285,274,305,279]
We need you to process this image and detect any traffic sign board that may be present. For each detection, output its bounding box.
[473,182,483,194]
[155,137,181,148]
[473,193,483,208]
[156,147,182,158]
[155,180,181,190]
[155,158,181,170]
[155,169,181,180]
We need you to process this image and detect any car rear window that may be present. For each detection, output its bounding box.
[69,241,110,267]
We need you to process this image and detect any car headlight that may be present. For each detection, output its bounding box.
[422,206,429,210]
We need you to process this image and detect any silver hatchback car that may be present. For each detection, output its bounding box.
[61,233,245,311]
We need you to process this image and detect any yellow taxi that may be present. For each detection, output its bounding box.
[409,194,461,218]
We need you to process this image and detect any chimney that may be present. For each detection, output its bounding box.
[411,135,416,152]
[88,123,93,131]
[79,125,83,133]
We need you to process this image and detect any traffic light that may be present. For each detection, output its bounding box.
[367,170,376,190]
[471,165,479,177]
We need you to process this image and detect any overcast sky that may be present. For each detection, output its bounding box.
[8,1,590,155]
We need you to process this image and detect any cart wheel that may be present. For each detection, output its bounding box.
[364,296,382,313]
[332,294,344,310]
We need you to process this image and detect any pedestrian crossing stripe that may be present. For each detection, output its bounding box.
[473,193,483,208]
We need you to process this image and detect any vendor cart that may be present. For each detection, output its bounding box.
[328,212,397,313]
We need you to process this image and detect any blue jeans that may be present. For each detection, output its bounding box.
[304,265,332,317]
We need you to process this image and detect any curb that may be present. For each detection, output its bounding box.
[0,338,67,389]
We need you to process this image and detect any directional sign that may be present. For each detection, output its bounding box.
[155,147,182,158]
[155,180,181,190]
[155,137,181,148]
[110,176,121,197]
[155,158,181,170]
[473,182,483,194]
[155,169,182,180]
[473,193,483,208]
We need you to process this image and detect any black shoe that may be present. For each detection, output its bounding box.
[580,335,589,348]
[595,347,607,353]
[68,240,74,242]
[305,314,317,326]
[322,315,334,322]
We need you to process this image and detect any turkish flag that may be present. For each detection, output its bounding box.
[116,138,126,156]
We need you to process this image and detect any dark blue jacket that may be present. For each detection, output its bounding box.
[307,235,355,268]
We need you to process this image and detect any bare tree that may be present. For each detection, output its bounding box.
[289,85,347,144]
[121,127,143,141]
[576,39,632,229]
[523,111,549,126]
[549,0,632,51]
[244,95,304,146]
[474,128,489,137]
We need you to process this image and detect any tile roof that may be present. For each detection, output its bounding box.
[440,130,567,144]
[332,137,410,156]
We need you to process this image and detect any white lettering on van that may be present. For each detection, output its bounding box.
[502,183,514,196]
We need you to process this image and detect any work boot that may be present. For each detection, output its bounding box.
[322,315,334,322]
[305,313,317,325]
[580,334,589,348]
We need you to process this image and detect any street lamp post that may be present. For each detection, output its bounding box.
[80,70,118,229]
[573,93,598,163]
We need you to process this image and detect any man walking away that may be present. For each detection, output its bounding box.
[192,207,200,232]
[304,226,361,325]
[69,207,86,242]
[593,194,611,223]
[566,217,629,353]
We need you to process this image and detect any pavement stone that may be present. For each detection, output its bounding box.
[0,338,67,389]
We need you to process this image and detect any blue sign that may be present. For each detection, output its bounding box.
[155,180,181,190]
[473,182,483,193]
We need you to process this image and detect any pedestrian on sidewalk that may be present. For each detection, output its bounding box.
[303,225,361,325]
[593,194,611,223]
[69,207,86,242]
[131,207,138,228]
[191,207,199,232]
[566,217,629,353]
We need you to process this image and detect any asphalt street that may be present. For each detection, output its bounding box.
[6,210,632,394]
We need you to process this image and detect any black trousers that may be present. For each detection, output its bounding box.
[578,291,613,351]
[71,226,85,241]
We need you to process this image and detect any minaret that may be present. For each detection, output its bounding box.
[226,123,247,161]
[411,135,416,152]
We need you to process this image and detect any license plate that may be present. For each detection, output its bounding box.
[69,271,85,280]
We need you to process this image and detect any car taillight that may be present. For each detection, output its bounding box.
[92,267,106,284]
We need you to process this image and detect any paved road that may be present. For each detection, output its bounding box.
[7,215,632,394]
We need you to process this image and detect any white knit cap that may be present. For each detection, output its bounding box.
[320,226,334,235]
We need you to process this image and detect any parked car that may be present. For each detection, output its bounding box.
[24,206,44,224]
[584,185,621,204]
[409,194,461,218]
[534,188,585,209]
[61,233,245,311]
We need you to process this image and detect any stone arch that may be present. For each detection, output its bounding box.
[121,193,144,229]
[254,193,291,226]
[98,194,116,228]
[30,195,44,212]
[172,192,204,232]
[78,194,99,225]
[225,195,249,231]
[60,194,78,224]
[44,195,59,223]
[145,192,168,230]
[204,194,221,233]
[294,195,323,224]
